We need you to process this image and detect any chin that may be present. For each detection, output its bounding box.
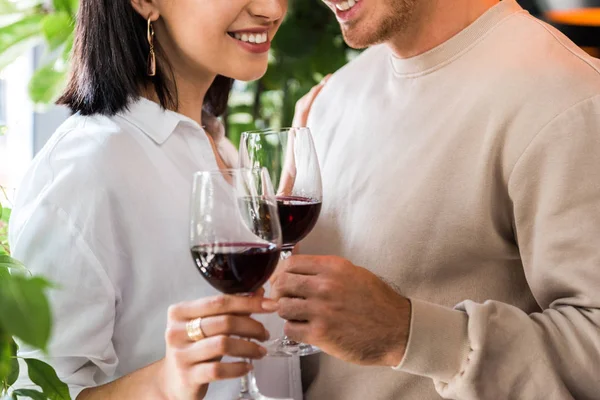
[342,28,380,49]
[231,65,268,82]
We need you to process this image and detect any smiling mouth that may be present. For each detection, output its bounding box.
[227,32,269,44]
[331,0,361,11]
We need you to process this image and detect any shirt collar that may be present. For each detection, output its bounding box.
[118,97,203,145]
[390,0,525,77]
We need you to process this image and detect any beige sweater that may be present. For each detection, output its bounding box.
[301,1,600,399]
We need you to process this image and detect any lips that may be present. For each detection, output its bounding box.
[326,0,363,22]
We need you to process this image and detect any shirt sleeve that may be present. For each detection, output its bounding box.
[9,199,118,399]
[394,95,600,400]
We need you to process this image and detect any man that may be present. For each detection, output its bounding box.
[273,0,600,399]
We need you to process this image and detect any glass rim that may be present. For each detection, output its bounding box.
[241,126,311,137]
[192,167,262,178]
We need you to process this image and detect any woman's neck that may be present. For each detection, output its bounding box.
[143,69,215,127]
[173,70,214,127]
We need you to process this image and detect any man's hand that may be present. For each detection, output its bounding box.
[292,74,331,127]
[270,255,411,367]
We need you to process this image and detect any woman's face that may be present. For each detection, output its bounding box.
[137,0,287,82]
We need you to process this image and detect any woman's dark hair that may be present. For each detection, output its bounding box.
[58,0,233,117]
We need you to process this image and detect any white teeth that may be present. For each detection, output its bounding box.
[232,32,268,44]
[257,33,267,43]
[335,0,359,11]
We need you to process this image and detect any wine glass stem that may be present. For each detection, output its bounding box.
[239,359,260,398]
[279,247,297,347]
[280,247,293,260]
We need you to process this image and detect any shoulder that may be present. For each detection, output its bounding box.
[13,113,142,222]
[489,12,600,96]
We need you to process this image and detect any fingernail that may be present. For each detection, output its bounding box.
[264,329,271,341]
[246,363,254,372]
[262,299,279,311]
[259,346,268,356]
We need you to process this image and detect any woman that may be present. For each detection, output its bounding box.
[8,0,300,398]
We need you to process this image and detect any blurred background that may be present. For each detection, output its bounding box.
[0,0,599,189]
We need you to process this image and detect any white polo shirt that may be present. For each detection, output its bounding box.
[9,97,301,399]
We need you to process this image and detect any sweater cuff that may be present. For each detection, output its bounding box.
[393,298,471,382]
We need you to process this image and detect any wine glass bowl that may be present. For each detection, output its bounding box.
[240,128,323,357]
[189,168,290,400]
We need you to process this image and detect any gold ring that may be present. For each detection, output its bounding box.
[186,317,206,341]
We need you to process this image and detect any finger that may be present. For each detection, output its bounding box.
[168,316,269,346]
[269,258,288,285]
[199,315,270,341]
[307,74,331,102]
[292,76,331,127]
[192,361,253,384]
[169,295,279,321]
[301,85,326,116]
[182,336,267,364]
[283,321,311,344]
[278,297,313,321]
[280,255,325,276]
[271,273,318,300]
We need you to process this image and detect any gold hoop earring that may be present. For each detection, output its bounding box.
[147,17,156,77]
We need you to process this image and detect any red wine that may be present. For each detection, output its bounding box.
[190,243,280,294]
[277,196,322,248]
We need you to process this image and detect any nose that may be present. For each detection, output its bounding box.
[248,0,287,22]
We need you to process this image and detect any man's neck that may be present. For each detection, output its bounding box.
[387,0,500,58]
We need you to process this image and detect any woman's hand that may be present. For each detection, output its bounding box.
[292,75,331,127]
[159,292,278,400]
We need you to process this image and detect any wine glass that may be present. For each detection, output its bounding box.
[239,128,322,357]
[190,168,290,400]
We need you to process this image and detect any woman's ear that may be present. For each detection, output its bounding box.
[130,0,159,20]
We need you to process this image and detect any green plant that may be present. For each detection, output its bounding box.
[0,0,76,106]
[0,189,71,400]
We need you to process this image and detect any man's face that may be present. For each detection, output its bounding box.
[321,0,417,48]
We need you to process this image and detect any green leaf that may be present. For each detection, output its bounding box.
[12,388,47,400]
[28,62,68,105]
[41,12,72,51]
[0,276,52,350]
[0,334,18,390]
[8,337,19,386]
[0,255,27,274]
[0,33,42,73]
[0,14,44,54]
[24,359,69,400]
[51,0,69,12]
[61,33,73,62]
[52,0,77,15]
[0,334,11,382]
[1,207,11,223]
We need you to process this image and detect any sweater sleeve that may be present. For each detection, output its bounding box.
[395,95,600,400]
